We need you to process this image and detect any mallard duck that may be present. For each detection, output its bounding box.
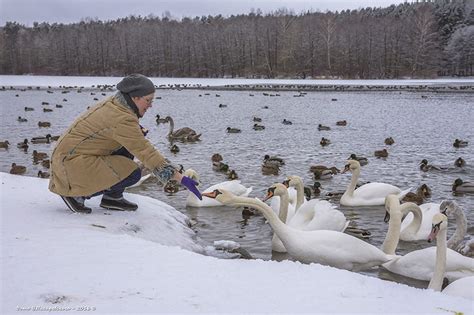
[226,127,241,133]
[41,159,50,169]
[384,137,395,145]
[31,134,51,144]
[170,144,179,153]
[164,180,180,194]
[227,169,238,180]
[454,157,466,168]
[0,140,9,149]
[348,154,368,166]
[17,139,28,150]
[453,139,468,148]
[261,162,279,175]
[43,108,53,112]
[313,169,336,180]
[253,123,265,130]
[374,148,388,158]
[452,178,474,193]
[211,153,223,163]
[10,163,26,175]
[218,103,227,108]
[336,120,347,126]
[38,121,51,127]
[253,117,262,122]
[282,119,292,125]
[402,183,431,205]
[215,162,229,173]
[264,155,284,166]
[24,107,34,111]
[37,170,50,178]
[318,124,331,131]
[33,150,48,160]
[155,114,167,124]
[419,159,441,172]
[320,137,331,146]
[17,116,28,122]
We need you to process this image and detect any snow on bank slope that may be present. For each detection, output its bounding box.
[1,173,472,314]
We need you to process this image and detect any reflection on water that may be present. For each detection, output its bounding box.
[1,87,473,289]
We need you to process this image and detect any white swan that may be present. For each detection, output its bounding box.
[440,200,473,257]
[381,195,474,281]
[340,160,411,206]
[427,213,474,299]
[385,198,441,241]
[203,189,397,271]
[184,169,252,207]
[264,183,349,253]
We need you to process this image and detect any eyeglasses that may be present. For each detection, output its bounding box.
[142,97,154,105]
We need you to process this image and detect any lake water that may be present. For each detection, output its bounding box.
[1,83,473,289]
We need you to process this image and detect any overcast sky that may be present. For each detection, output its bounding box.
[0,0,409,26]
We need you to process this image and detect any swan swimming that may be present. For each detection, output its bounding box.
[203,189,397,271]
[340,160,411,206]
[381,195,474,281]
[427,213,474,299]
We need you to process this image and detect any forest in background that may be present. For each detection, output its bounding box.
[0,0,472,79]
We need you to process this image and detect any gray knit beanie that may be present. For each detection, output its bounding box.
[116,74,155,97]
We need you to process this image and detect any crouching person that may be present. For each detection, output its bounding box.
[48,74,201,213]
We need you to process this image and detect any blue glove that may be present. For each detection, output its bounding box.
[181,176,202,200]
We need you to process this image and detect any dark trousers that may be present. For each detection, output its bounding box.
[88,147,141,199]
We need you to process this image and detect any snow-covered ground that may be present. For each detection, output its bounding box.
[1,172,472,314]
[1,74,473,88]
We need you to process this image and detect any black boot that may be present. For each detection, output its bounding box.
[100,196,138,211]
[61,196,92,214]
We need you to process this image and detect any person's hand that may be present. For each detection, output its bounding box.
[181,176,202,200]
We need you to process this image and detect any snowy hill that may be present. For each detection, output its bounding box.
[1,172,472,314]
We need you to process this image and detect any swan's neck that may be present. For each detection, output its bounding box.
[278,191,290,223]
[428,228,447,291]
[400,203,422,235]
[346,168,360,196]
[231,197,289,241]
[293,181,305,210]
[447,205,467,249]
[168,118,174,137]
[382,212,402,255]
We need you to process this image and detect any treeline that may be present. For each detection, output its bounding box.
[0,0,472,79]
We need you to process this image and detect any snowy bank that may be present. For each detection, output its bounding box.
[0,172,472,314]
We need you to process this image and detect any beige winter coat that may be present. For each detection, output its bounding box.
[49,95,166,196]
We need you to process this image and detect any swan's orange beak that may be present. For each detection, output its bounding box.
[342,164,350,174]
[202,191,216,199]
[262,187,275,202]
[427,222,441,243]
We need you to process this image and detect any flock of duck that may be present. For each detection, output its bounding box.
[2,85,473,299]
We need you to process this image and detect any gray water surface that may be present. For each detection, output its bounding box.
[1,87,473,289]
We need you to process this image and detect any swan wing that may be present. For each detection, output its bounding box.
[354,182,402,200]
[285,230,389,270]
[288,199,347,232]
[383,247,474,281]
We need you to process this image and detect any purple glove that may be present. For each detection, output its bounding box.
[181,176,202,200]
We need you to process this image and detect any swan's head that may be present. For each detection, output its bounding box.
[342,160,360,173]
[202,189,236,205]
[439,200,458,216]
[184,168,200,185]
[282,175,303,188]
[384,194,402,223]
[428,213,448,243]
[263,183,288,201]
